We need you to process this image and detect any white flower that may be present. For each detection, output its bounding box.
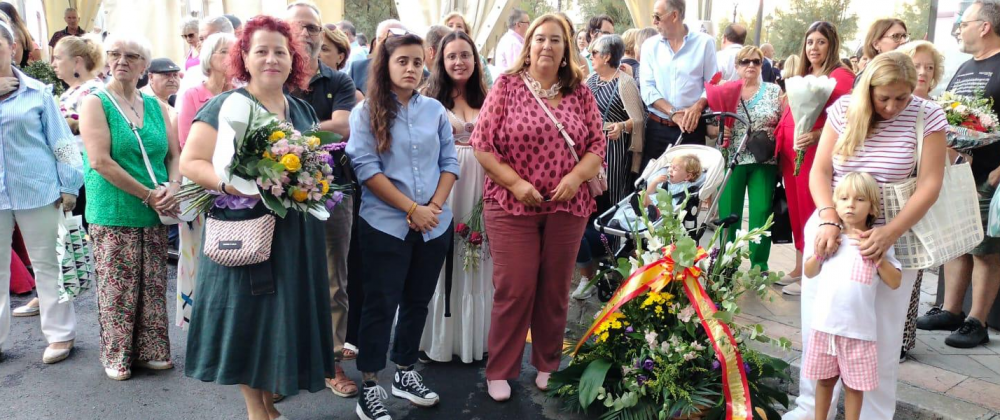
[956,104,969,115]
[622,365,636,375]
[749,233,763,244]
[683,352,698,361]
[645,234,664,253]
[734,228,748,240]
[645,331,658,348]
[678,305,696,323]
[660,341,671,353]
[641,251,660,265]
[691,341,706,351]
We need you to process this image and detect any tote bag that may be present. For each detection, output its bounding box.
[56,211,94,302]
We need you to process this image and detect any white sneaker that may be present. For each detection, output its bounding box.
[781,281,802,296]
[571,277,593,300]
[12,299,40,317]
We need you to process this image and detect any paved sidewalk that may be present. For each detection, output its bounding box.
[742,242,1000,419]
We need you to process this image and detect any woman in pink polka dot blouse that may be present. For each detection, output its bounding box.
[471,13,607,402]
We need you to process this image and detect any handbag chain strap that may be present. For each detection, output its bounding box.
[100,88,162,188]
[521,72,582,164]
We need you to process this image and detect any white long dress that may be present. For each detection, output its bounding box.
[419,111,494,363]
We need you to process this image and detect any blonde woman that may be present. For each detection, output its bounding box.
[795,52,947,420]
[319,25,351,71]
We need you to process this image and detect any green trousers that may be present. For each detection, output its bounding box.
[717,163,779,271]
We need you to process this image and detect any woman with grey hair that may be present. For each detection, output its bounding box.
[181,18,201,70]
[0,19,84,365]
[78,33,181,380]
[572,34,645,300]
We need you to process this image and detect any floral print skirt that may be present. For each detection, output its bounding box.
[90,224,171,371]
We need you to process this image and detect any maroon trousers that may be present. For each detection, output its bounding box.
[483,201,588,380]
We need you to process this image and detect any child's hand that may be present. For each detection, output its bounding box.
[650,175,668,186]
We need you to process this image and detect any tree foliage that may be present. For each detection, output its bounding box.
[344,0,399,41]
[518,0,555,22]
[576,0,634,34]
[897,0,932,41]
[768,0,858,60]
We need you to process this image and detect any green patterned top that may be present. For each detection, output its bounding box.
[83,91,169,227]
[724,82,782,166]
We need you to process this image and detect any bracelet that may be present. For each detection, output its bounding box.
[217,181,228,195]
[817,206,835,217]
[168,179,182,185]
[819,221,844,231]
[141,189,154,206]
[406,202,418,225]
[427,201,442,210]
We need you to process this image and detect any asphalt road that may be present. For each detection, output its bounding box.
[0,264,590,420]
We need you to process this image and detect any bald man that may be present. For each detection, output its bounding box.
[717,23,747,81]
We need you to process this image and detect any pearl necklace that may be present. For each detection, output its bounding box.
[523,71,562,99]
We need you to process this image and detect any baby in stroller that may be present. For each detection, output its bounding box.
[607,154,704,230]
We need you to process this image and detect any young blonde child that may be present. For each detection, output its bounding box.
[642,154,703,207]
[802,172,902,420]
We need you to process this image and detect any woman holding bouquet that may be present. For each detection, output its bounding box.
[79,33,180,380]
[180,16,335,420]
[346,32,459,419]
[798,52,948,420]
[418,30,493,364]
[472,14,606,402]
[773,21,855,295]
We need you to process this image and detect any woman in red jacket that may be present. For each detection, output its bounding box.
[774,21,855,295]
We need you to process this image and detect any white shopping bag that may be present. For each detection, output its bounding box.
[56,211,94,302]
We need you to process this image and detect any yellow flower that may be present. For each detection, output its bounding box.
[319,180,330,195]
[262,151,275,160]
[951,102,961,109]
[291,188,309,202]
[269,130,286,142]
[306,136,320,148]
[280,154,302,172]
[598,331,610,343]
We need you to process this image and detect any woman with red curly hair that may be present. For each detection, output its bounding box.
[179,15,335,420]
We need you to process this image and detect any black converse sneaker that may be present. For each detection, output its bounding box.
[391,366,440,407]
[356,381,391,420]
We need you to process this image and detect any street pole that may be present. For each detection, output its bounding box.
[755,0,764,45]
[928,0,939,41]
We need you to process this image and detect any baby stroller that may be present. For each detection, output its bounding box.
[589,112,748,302]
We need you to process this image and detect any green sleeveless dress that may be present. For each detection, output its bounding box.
[183,89,335,395]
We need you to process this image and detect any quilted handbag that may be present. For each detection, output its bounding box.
[882,101,983,269]
[203,213,276,267]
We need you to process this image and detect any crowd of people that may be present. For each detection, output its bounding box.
[1,0,999,419]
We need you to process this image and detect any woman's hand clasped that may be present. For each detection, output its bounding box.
[551,173,583,202]
[606,123,623,141]
[408,205,441,233]
[152,185,181,218]
[813,224,843,260]
[511,180,545,206]
[858,226,901,263]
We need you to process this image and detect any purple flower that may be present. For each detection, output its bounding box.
[214,194,260,210]
[636,375,648,386]
[625,326,634,333]
[711,360,721,370]
[321,142,347,152]
[744,362,752,374]
[325,191,344,211]
[634,359,642,369]
[642,359,654,371]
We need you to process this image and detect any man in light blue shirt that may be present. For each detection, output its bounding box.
[337,20,367,73]
[639,0,718,168]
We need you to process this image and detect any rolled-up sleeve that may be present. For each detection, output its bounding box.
[42,91,84,195]
[346,105,383,184]
[639,41,663,107]
[437,111,460,177]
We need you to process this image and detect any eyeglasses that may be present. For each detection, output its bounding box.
[181,33,197,40]
[106,50,143,64]
[299,23,322,35]
[518,20,531,26]
[959,19,986,30]
[883,33,910,43]
[738,58,762,67]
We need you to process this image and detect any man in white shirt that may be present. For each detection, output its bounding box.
[338,20,367,73]
[716,23,746,81]
[494,9,530,73]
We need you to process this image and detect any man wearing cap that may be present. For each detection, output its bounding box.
[142,58,181,110]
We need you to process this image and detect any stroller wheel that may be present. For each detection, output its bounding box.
[597,270,623,302]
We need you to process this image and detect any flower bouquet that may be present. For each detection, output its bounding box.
[784,75,837,175]
[936,90,1000,151]
[549,190,790,420]
[177,94,349,220]
[454,197,489,271]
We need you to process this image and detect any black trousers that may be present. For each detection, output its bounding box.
[640,119,707,171]
[345,190,364,347]
[355,218,452,373]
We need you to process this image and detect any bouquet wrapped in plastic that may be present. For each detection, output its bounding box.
[784,75,837,175]
[937,90,1000,151]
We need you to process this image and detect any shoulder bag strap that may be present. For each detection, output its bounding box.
[914,99,925,176]
[101,89,161,187]
[521,73,582,163]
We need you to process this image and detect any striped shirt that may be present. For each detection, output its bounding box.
[0,66,83,211]
[827,95,948,224]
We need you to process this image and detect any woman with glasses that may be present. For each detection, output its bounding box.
[441,12,494,88]
[0,19,83,366]
[181,18,201,70]
[78,33,181,380]
[707,46,782,274]
[773,21,855,296]
[864,19,909,59]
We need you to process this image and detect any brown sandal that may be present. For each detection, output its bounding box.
[326,365,358,397]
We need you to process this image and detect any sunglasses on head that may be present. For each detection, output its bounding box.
[739,58,762,66]
[808,21,833,31]
[388,27,413,37]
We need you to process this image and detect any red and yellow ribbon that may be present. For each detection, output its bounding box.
[574,246,752,420]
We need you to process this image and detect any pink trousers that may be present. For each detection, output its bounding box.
[483,201,588,380]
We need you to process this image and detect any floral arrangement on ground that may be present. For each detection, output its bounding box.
[549,189,791,420]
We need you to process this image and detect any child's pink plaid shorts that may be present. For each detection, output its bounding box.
[802,330,879,391]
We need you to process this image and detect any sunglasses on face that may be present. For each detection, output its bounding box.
[181,33,197,40]
[739,58,762,66]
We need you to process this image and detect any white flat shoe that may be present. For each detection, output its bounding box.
[134,360,174,370]
[42,340,74,364]
[487,380,511,402]
[775,274,801,286]
[105,367,132,381]
[781,281,802,296]
[12,302,40,317]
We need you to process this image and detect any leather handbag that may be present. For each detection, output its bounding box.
[882,100,983,269]
[740,98,776,163]
[100,89,181,225]
[203,212,276,267]
[521,73,608,197]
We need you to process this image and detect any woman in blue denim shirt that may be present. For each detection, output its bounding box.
[346,32,459,420]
